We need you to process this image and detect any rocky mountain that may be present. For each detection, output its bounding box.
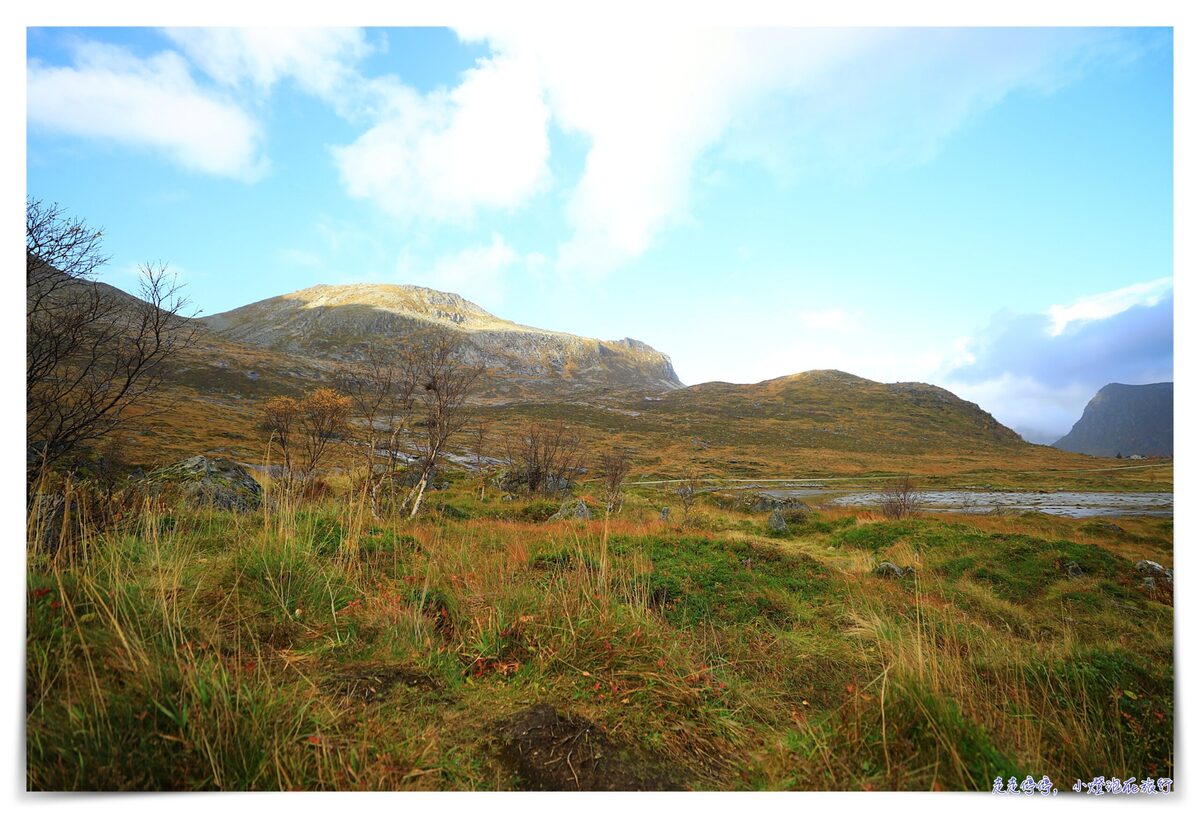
[1054,382,1173,457]
[199,284,681,393]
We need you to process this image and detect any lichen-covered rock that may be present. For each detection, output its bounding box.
[767,508,789,535]
[659,506,671,521]
[872,561,915,579]
[549,498,592,521]
[1065,561,1085,579]
[148,456,262,511]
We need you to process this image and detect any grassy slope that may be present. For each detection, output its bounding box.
[27,476,1173,791]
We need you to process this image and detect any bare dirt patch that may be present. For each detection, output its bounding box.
[493,703,685,790]
[324,665,441,703]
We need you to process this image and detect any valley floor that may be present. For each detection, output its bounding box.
[26,479,1174,791]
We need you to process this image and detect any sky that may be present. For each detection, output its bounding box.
[25,26,1173,442]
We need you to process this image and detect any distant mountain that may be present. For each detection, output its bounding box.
[48,277,1107,473]
[199,284,681,393]
[1054,382,1173,457]
[642,369,1025,455]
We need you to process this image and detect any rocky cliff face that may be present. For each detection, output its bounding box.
[199,284,681,392]
[1054,382,1173,457]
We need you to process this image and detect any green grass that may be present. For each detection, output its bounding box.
[26,479,1174,791]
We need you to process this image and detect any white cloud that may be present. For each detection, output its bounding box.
[163,28,372,111]
[27,42,264,180]
[332,52,550,221]
[943,373,1097,444]
[447,27,1135,272]
[1046,276,1172,336]
[407,234,519,311]
[943,280,1174,440]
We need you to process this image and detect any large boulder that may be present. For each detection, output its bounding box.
[148,456,262,512]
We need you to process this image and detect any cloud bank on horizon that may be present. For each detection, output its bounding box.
[944,279,1173,443]
[26,26,1173,441]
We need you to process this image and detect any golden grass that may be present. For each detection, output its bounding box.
[25,473,1174,791]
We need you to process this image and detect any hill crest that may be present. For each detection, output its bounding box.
[199,282,682,392]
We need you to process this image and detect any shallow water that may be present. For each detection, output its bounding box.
[762,489,1173,518]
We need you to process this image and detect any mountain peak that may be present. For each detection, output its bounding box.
[1055,382,1173,457]
[277,283,526,334]
[199,282,682,392]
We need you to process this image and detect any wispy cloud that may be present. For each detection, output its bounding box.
[162,28,374,114]
[1046,276,1172,335]
[444,26,1144,273]
[28,41,264,180]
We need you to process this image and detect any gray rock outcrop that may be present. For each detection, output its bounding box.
[147,455,263,511]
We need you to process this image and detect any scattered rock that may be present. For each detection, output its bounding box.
[1065,561,1085,579]
[1136,560,1173,592]
[767,509,789,535]
[1136,559,1169,576]
[147,455,262,512]
[543,474,574,495]
[493,703,683,790]
[659,506,671,522]
[550,499,592,521]
[872,561,915,579]
[749,494,812,514]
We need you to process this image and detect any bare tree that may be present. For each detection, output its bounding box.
[27,199,196,481]
[504,420,586,496]
[335,345,419,515]
[677,474,700,521]
[405,332,482,517]
[596,447,632,514]
[879,476,922,520]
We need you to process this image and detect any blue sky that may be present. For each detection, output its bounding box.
[26,27,1173,441]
